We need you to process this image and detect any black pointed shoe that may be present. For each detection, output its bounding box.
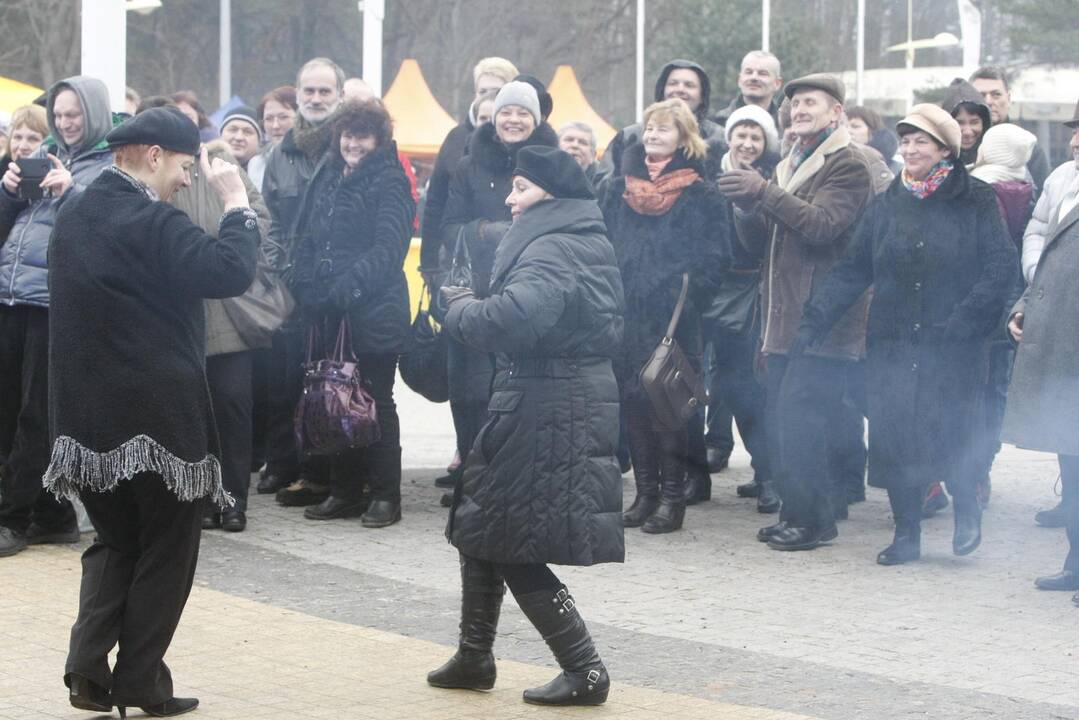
[876,535,921,566]
[1034,570,1079,591]
[67,673,111,713]
[119,697,199,718]
[952,494,982,556]
[767,524,838,551]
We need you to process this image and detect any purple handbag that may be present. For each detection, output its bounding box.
[294,319,380,455]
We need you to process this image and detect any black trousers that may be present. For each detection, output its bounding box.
[0,305,75,534]
[1059,455,1079,573]
[206,350,254,512]
[831,361,867,499]
[765,353,856,530]
[460,553,562,596]
[327,353,402,503]
[451,399,489,473]
[263,328,303,477]
[978,340,1015,479]
[708,327,769,478]
[67,473,203,707]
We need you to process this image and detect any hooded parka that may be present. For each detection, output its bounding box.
[800,164,1018,489]
[940,79,991,168]
[443,199,625,566]
[0,76,115,307]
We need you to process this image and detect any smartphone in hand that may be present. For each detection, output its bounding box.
[16,158,51,200]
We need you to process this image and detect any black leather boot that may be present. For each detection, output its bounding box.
[428,557,504,690]
[515,586,609,706]
[952,484,983,556]
[66,673,111,713]
[684,467,711,505]
[878,486,922,565]
[622,418,659,527]
[362,446,402,528]
[643,437,686,534]
[756,479,781,513]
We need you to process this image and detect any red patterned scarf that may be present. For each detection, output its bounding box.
[623,168,700,216]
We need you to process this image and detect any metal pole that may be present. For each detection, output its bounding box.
[81,0,127,112]
[762,0,770,52]
[636,0,645,121]
[219,0,231,106]
[361,0,385,96]
[856,0,865,105]
[907,0,915,112]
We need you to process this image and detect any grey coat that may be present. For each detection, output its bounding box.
[444,199,625,566]
[1002,201,1079,455]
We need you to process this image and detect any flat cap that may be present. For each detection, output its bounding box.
[784,73,845,104]
[106,106,200,156]
[514,146,594,200]
[897,103,962,158]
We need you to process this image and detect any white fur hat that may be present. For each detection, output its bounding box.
[724,104,780,156]
[976,122,1037,170]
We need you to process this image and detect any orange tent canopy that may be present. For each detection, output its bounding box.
[382,59,456,158]
[546,65,618,159]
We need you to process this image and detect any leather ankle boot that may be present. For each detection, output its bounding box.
[514,586,609,706]
[428,558,504,690]
[643,442,685,534]
[622,419,660,527]
[684,467,711,505]
[879,486,922,565]
[361,446,403,528]
[952,486,983,556]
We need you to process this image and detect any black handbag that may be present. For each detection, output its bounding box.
[399,285,450,403]
[639,273,708,430]
[702,268,760,335]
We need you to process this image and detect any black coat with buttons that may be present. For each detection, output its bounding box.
[288,141,416,355]
[800,164,1018,490]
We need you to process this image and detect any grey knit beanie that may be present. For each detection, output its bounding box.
[492,81,541,125]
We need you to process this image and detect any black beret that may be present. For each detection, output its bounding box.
[514,146,594,201]
[106,106,201,156]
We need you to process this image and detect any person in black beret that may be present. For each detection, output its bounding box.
[429,147,624,706]
[45,105,261,718]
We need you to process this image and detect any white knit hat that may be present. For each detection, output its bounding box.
[975,123,1037,170]
[492,81,541,126]
[724,104,779,156]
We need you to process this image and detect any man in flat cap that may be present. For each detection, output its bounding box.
[45,106,260,717]
[719,73,874,551]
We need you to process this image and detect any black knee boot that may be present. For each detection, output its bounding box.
[643,432,686,534]
[428,557,505,690]
[952,482,983,556]
[622,417,659,527]
[878,486,922,565]
[514,586,609,706]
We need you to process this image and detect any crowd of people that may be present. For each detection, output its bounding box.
[0,47,1076,714]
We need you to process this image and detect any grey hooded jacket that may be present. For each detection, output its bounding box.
[0,76,115,308]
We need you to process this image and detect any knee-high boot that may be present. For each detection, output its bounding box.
[622,413,659,527]
[643,430,686,534]
[952,481,983,556]
[427,556,505,690]
[514,586,609,706]
[877,485,922,565]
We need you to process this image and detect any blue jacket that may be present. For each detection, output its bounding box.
[0,76,114,308]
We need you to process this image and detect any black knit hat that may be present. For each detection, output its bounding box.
[106,106,200,156]
[514,74,554,121]
[220,105,263,142]
[514,146,594,200]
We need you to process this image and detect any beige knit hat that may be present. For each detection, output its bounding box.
[897,103,962,158]
[975,123,1037,169]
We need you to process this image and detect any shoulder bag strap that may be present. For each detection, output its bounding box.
[664,273,691,341]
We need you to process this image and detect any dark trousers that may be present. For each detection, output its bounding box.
[67,473,203,706]
[978,340,1015,478]
[831,361,867,500]
[328,353,402,504]
[451,399,489,472]
[250,347,271,471]
[703,334,735,457]
[0,305,74,533]
[206,351,254,512]
[708,328,769,478]
[461,553,562,596]
[765,353,855,530]
[263,328,303,477]
[1059,455,1079,573]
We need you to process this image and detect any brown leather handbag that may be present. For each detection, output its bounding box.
[639,273,708,430]
[294,319,380,455]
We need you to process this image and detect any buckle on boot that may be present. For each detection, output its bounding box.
[587,669,601,685]
[554,588,575,614]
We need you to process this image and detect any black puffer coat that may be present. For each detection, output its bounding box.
[800,164,1018,490]
[602,143,730,400]
[440,120,560,404]
[444,199,625,566]
[288,141,415,355]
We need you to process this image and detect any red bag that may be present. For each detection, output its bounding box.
[294,319,380,455]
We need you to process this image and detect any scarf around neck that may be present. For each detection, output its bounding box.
[645,154,673,181]
[902,159,953,199]
[292,112,337,163]
[790,127,835,170]
[623,167,699,216]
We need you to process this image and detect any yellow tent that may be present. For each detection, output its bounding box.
[382,59,456,159]
[0,76,43,117]
[547,65,617,158]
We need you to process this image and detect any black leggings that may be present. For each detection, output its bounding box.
[462,553,562,595]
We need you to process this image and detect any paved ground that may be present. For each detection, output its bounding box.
[2,382,1078,719]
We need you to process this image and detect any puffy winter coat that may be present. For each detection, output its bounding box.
[444,198,625,566]
[602,143,730,399]
[1022,161,1078,283]
[801,164,1018,490]
[288,141,415,355]
[0,76,114,308]
[419,118,473,271]
[1003,200,1079,456]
